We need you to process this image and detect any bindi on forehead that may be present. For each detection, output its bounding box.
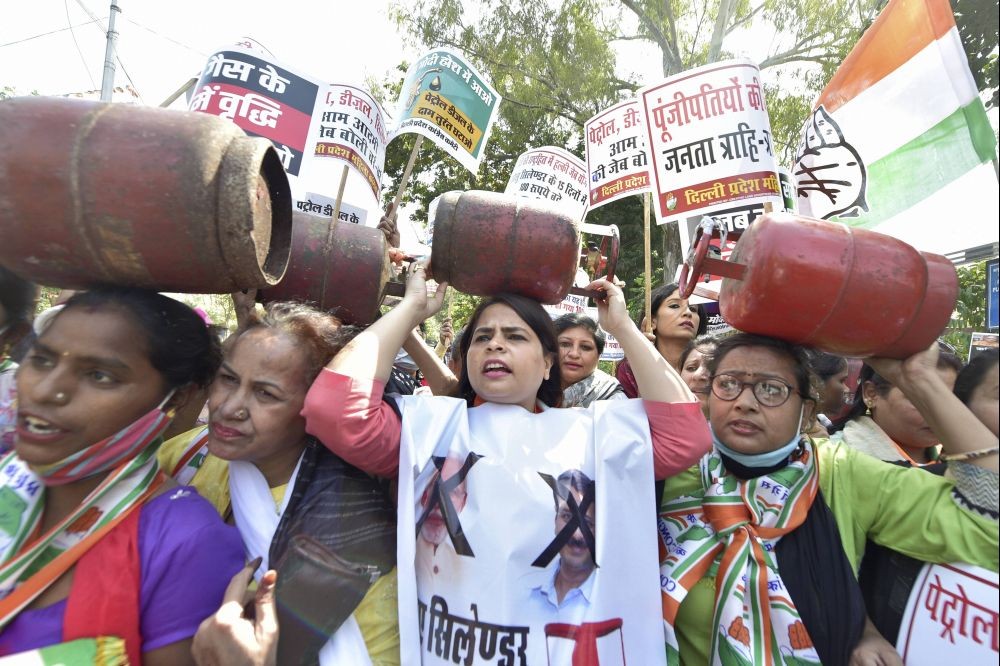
[33,340,130,371]
[716,368,795,385]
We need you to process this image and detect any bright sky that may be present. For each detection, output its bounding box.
[1,0,415,105]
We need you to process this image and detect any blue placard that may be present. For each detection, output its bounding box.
[988,259,999,330]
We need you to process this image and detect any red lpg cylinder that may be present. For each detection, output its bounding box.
[680,213,958,359]
[429,191,581,304]
[260,212,391,325]
[0,96,291,293]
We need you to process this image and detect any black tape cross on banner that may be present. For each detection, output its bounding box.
[415,453,482,557]
[531,472,597,569]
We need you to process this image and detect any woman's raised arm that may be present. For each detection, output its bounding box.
[326,263,447,382]
[591,278,710,478]
[303,265,448,477]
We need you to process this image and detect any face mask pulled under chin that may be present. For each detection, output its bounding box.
[711,405,805,468]
[29,389,176,486]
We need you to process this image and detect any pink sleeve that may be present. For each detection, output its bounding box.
[302,369,401,478]
[615,359,639,399]
[644,400,712,480]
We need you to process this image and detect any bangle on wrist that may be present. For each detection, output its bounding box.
[939,445,1000,463]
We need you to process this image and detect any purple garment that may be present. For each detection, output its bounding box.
[0,486,244,656]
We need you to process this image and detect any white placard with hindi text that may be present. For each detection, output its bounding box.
[505,146,589,221]
[638,59,782,225]
[190,46,386,224]
[896,562,999,663]
[584,100,652,209]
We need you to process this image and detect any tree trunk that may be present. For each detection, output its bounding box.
[662,221,684,285]
[708,0,734,62]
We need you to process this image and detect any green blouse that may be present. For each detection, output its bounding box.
[663,437,1000,665]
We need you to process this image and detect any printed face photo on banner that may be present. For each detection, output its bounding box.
[398,396,665,665]
[393,48,502,173]
[416,454,479,558]
[638,59,782,226]
[189,45,387,225]
[533,470,597,583]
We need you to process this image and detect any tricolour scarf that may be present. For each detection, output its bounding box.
[0,404,171,661]
[660,440,821,665]
[0,637,126,665]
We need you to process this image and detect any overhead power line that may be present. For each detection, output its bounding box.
[123,16,208,57]
[66,0,97,88]
[0,18,103,49]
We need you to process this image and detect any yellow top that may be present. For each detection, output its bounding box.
[160,429,401,665]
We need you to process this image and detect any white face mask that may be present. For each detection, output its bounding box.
[712,405,805,468]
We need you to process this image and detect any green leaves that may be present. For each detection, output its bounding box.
[943,260,991,360]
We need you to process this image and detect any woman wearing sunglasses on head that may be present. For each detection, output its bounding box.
[659,333,998,666]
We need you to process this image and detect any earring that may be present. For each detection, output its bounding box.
[864,401,873,416]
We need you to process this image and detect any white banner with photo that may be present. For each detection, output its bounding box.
[394,397,665,666]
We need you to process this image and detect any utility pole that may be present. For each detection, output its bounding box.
[99,0,121,101]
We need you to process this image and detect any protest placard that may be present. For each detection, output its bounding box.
[777,166,796,212]
[896,562,999,663]
[189,46,385,225]
[302,84,388,213]
[392,48,501,173]
[190,48,317,177]
[638,59,782,228]
[295,191,369,226]
[539,279,623,362]
[968,331,999,362]
[505,146,589,221]
[584,100,652,209]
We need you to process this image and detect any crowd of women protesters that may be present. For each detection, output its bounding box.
[0,253,997,665]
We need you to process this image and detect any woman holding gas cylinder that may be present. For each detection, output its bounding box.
[659,333,998,665]
[303,263,710,482]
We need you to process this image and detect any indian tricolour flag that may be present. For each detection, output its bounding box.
[793,0,998,257]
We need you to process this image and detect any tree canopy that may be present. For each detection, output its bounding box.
[383,0,996,319]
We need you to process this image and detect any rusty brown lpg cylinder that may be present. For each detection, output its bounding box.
[260,212,391,325]
[679,212,958,359]
[0,96,291,293]
[429,191,580,303]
